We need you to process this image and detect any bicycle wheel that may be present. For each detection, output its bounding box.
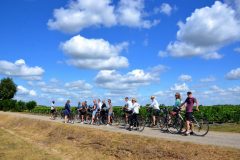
[134,117,145,132]
[167,116,183,134]
[192,118,209,136]
[157,116,168,131]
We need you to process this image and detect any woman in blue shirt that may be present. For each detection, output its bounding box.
[64,100,71,123]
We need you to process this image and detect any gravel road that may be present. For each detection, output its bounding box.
[1,111,240,149]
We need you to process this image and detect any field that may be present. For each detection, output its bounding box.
[0,114,240,160]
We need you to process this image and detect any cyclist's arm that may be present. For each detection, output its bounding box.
[195,99,199,111]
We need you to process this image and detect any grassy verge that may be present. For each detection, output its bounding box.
[210,123,240,133]
[0,128,60,160]
[0,115,240,160]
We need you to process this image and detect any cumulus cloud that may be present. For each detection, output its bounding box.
[65,80,92,90]
[0,59,44,80]
[61,35,129,70]
[17,85,37,97]
[170,83,190,92]
[48,0,159,33]
[200,76,216,82]
[178,74,192,82]
[234,47,240,52]
[48,0,117,33]
[155,3,173,16]
[117,0,159,28]
[95,65,168,95]
[225,67,240,80]
[165,1,240,59]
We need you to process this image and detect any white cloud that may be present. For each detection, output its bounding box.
[61,35,129,70]
[178,74,192,82]
[65,80,92,90]
[156,3,173,16]
[0,59,44,80]
[48,0,117,33]
[95,65,167,95]
[48,0,159,33]
[225,67,240,80]
[166,1,240,59]
[234,47,240,52]
[17,85,37,97]
[228,86,240,93]
[202,52,223,60]
[200,76,216,82]
[170,83,190,92]
[158,50,168,58]
[117,0,159,28]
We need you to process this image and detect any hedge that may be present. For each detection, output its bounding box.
[26,105,240,123]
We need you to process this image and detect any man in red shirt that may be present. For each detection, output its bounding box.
[181,92,199,136]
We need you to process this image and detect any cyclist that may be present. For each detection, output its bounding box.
[79,101,87,124]
[50,100,56,120]
[91,100,98,125]
[64,100,71,123]
[97,99,102,111]
[171,93,182,115]
[149,96,160,126]
[128,98,140,131]
[107,99,113,126]
[123,97,133,123]
[101,100,108,124]
[180,92,199,136]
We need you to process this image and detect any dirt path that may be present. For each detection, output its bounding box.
[1,111,240,149]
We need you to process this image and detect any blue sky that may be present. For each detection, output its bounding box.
[0,0,240,106]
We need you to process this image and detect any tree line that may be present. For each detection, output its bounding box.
[0,77,37,111]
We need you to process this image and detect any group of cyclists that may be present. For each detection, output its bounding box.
[50,91,199,135]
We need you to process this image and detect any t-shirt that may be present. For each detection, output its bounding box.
[132,103,140,114]
[150,99,160,110]
[184,97,197,112]
[174,99,181,108]
[98,102,103,110]
[51,103,55,110]
[126,100,133,111]
[108,104,113,114]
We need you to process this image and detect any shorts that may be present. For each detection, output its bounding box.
[125,110,133,114]
[108,112,113,116]
[185,112,193,121]
[80,110,86,116]
[64,110,70,116]
[50,109,55,114]
[153,109,160,116]
[92,110,97,117]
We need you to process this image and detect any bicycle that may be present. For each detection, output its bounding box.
[128,114,145,132]
[157,107,169,131]
[190,109,209,136]
[167,107,184,134]
[167,108,209,136]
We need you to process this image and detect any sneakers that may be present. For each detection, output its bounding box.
[80,122,84,124]
[184,131,190,136]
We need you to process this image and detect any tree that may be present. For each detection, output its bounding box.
[0,77,17,100]
[26,101,37,110]
[16,100,26,111]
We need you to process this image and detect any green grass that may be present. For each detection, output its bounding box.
[210,123,240,133]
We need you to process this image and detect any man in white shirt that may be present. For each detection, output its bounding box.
[50,101,56,120]
[128,98,140,131]
[150,96,160,126]
[97,99,102,111]
[123,97,133,123]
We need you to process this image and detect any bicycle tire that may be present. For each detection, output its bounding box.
[192,118,209,136]
[167,116,183,134]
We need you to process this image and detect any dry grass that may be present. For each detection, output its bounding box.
[0,115,239,160]
[0,128,60,160]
